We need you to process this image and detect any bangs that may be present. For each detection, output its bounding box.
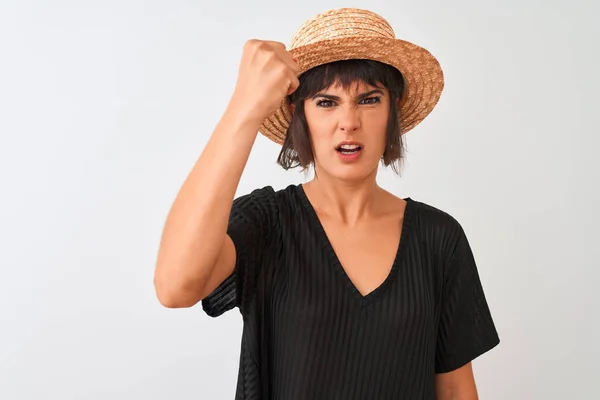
[287,59,405,104]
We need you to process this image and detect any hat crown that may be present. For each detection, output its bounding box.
[290,8,396,48]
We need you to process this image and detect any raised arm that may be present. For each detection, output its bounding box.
[153,40,299,308]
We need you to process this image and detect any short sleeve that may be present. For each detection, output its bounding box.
[435,221,500,373]
[201,186,278,318]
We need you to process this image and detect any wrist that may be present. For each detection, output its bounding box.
[224,100,267,131]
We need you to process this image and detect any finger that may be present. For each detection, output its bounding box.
[263,40,287,51]
[286,74,300,95]
[279,52,301,75]
[264,40,300,76]
[263,41,299,72]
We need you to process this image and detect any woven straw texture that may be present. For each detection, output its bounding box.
[258,8,445,144]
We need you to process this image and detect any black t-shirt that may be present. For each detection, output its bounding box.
[202,184,500,399]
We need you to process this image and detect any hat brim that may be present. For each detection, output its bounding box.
[258,36,444,144]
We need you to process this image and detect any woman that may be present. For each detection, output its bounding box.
[154,8,500,400]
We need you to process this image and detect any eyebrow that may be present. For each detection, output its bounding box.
[310,89,385,101]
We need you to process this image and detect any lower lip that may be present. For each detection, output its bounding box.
[337,149,362,162]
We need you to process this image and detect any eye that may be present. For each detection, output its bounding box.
[316,99,335,108]
[315,96,382,108]
[360,96,382,105]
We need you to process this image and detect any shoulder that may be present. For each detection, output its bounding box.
[407,198,467,253]
[234,184,300,205]
[408,198,462,229]
[231,184,302,217]
[235,183,300,198]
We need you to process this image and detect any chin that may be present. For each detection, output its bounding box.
[316,158,379,182]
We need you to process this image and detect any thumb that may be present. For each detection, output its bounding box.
[286,75,300,96]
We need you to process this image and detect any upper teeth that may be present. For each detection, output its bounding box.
[340,144,359,150]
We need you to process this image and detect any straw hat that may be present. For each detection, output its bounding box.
[258,7,445,144]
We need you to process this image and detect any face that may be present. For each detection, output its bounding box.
[303,80,391,183]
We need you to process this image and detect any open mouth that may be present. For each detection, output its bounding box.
[336,144,363,154]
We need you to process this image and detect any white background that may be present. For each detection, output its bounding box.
[1,0,598,399]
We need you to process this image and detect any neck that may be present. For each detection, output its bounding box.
[303,166,382,224]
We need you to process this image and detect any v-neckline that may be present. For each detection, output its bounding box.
[297,183,414,308]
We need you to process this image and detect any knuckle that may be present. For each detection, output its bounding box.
[245,39,268,54]
[265,52,280,66]
[256,41,271,51]
[276,63,289,75]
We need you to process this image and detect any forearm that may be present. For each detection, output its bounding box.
[153,104,261,306]
[435,388,478,400]
[435,363,479,400]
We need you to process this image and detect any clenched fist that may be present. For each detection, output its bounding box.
[228,39,301,126]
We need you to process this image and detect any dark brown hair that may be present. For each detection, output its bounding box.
[276,59,407,174]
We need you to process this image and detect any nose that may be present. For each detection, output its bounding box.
[338,105,361,134]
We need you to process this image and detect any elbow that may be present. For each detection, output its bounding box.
[155,289,193,308]
[153,269,203,309]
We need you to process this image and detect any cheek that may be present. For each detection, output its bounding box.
[365,113,389,152]
[305,115,334,155]
[308,131,331,160]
